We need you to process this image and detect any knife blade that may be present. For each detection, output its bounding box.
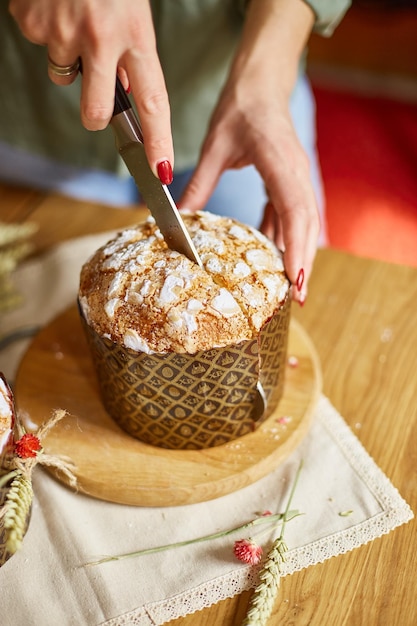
[110,77,203,268]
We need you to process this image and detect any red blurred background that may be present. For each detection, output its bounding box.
[307,0,417,267]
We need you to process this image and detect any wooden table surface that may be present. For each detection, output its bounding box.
[1,183,416,625]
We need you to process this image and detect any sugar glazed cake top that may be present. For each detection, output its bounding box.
[79,211,289,354]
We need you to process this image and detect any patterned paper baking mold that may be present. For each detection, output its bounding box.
[79,295,290,450]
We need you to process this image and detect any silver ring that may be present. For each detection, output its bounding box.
[47,55,80,77]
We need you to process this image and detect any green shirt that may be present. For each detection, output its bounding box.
[0,0,350,176]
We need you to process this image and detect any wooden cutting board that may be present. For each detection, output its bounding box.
[14,305,321,506]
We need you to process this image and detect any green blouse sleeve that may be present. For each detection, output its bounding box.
[237,0,351,37]
[302,0,352,36]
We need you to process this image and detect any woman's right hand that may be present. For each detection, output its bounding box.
[8,0,174,181]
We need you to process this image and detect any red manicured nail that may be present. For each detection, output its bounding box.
[296,268,304,292]
[157,160,173,185]
[125,83,131,95]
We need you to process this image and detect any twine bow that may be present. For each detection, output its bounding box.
[0,409,78,554]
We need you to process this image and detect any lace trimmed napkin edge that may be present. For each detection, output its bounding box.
[100,395,413,626]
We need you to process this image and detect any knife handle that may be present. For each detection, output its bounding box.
[113,76,132,116]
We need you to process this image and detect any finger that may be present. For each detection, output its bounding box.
[178,133,234,211]
[260,196,317,304]
[47,51,81,86]
[280,202,320,303]
[8,2,47,46]
[260,201,285,251]
[125,54,174,179]
[117,67,130,94]
[79,54,119,131]
[254,138,320,301]
[259,202,275,242]
[178,160,220,213]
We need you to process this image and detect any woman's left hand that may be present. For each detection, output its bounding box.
[180,0,320,303]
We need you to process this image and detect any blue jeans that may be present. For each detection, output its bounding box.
[0,75,326,244]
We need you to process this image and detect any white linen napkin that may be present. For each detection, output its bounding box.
[0,234,413,626]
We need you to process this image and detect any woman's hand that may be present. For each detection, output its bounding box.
[8,0,174,180]
[180,0,319,302]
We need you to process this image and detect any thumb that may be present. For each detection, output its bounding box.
[178,148,224,212]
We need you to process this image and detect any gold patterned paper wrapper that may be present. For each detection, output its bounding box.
[79,295,290,450]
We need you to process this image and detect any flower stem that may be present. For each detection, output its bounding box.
[86,509,300,567]
[279,459,304,541]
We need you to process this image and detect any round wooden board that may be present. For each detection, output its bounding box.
[14,305,322,506]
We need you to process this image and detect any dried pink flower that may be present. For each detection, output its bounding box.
[276,416,291,425]
[233,538,263,565]
[14,433,42,458]
[287,355,299,368]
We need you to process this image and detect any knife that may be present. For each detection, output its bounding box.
[110,77,203,268]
